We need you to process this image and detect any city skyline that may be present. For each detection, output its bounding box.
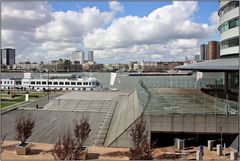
[2,1,219,64]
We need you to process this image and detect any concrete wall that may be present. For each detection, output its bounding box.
[108,114,238,148]
[148,115,238,134]
[105,90,143,147]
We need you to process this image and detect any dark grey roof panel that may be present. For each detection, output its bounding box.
[176,58,239,71]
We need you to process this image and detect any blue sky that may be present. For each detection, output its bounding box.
[50,1,220,43]
[2,1,221,63]
[50,1,219,24]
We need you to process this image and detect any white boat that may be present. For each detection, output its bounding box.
[1,73,101,91]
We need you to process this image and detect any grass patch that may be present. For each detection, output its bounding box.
[1,102,16,108]
[1,92,47,109]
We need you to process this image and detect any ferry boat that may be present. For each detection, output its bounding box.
[1,73,102,91]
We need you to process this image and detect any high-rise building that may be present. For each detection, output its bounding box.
[200,44,208,60]
[72,51,84,64]
[88,51,94,62]
[1,48,16,65]
[208,41,220,60]
[200,41,220,60]
[219,1,239,58]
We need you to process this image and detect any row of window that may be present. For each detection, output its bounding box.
[1,81,13,85]
[218,1,239,16]
[0,86,94,91]
[30,81,95,86]
[221,37,239,49]
[219,17,240,33]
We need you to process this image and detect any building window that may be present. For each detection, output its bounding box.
[219,17,239,33]
[65,82,70,85]
[31,81,35,85]
[219,1,239,16]
[36,81,41,85]
[71,82,76,85]
[48,82,52,85]
[59,82,64,85]
[42,82,46,85]
[53,82,58,85]
[83,82,88,85]
[221,37,239,49]
[77,82,82,85]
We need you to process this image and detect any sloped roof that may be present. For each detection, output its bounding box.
[176,58,239,71]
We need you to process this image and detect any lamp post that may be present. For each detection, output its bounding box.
[45,56,49,102]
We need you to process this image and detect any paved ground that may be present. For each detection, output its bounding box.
[1,141,129,160]
[2,141,231,160]
[2,109,105,145]
[2,91,129,145]
[55,91,124,100]
[19,92,63,109]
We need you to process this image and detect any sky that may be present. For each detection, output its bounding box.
[2,1,220,64]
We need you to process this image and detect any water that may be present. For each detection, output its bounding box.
[1,72,195,91]
[93,72,197,91]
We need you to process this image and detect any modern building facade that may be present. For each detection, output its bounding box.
[1,48,16,65]
[177,0,239,97]
[72,51,84,64]
[208,41,220,60]
[88,51,94,62]
[200,41,220,61]
[218,1,239,58]
[200,44,208,60]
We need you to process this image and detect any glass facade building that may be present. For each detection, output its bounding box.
[219,1,239,57]
[1,48,15,65]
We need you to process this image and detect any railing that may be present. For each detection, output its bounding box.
[140,77,224,89]
[145,94,238,116]
[136,80,150,111]
[136,79,238,116]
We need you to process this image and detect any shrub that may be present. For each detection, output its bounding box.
[1,133,7,153]
[130,119,147,149]
[15,112,35,146]
[52,134,81,160]
[52,116,91,160]
[74,116,91,148]
[129,118,153,160]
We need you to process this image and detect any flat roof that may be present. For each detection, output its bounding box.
[145,88,238,115]
[176,58,239,72]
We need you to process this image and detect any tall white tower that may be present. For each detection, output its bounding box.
[88,51,94,62]
[72,51,84,64]
[218,1,239,57]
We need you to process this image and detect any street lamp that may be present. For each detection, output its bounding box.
[44,56,50,102]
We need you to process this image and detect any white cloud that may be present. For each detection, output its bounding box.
[83,1,219,63]
[1,2,120,62]
[2,2,52,31]
[109,1,124,13]
[35,8,114,42]
[83,1,213,50]
[1,1,219,63]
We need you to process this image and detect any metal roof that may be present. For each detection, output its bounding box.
[176,58,239,72]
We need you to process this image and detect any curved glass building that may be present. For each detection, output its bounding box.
[218,1,239,58]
